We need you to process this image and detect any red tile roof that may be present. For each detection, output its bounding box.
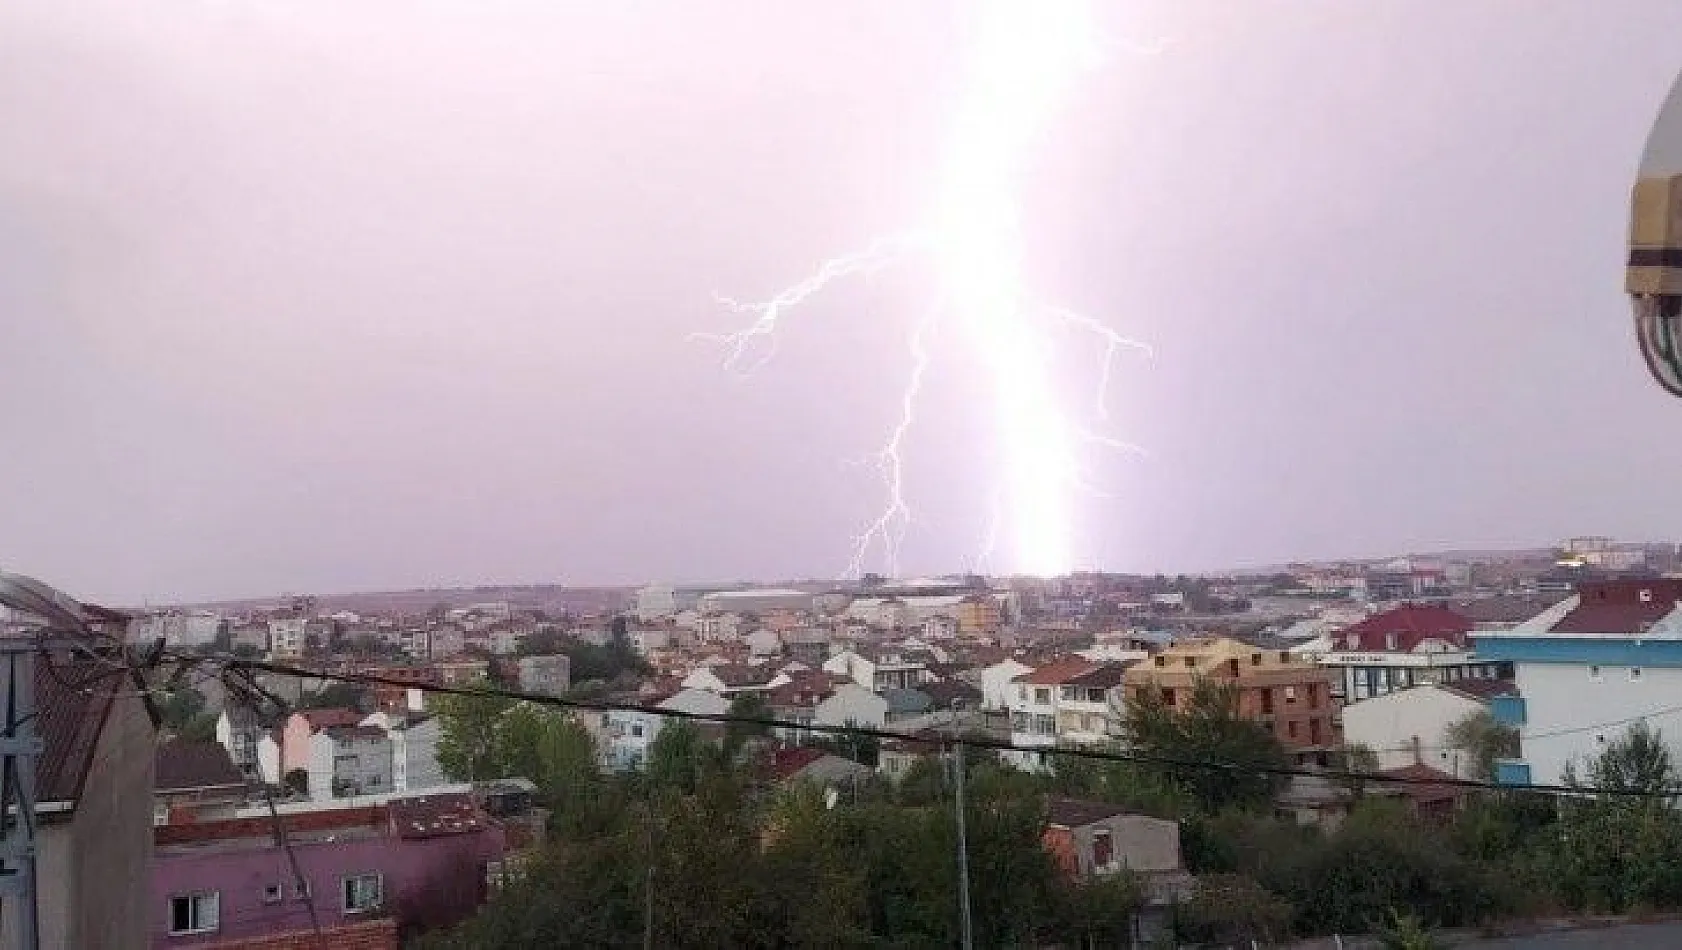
[300,708,364,730]
[1333,605,1472,653]
[1551,580,1682,634]
[767,746,827,781]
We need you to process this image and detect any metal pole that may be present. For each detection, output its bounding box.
[7,647,39,950]
[643,803,656,950]
[953,738,973,950]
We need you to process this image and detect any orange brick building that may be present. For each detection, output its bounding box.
[1124,637,1338,757]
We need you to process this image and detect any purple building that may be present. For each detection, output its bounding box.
[150,793,506,947]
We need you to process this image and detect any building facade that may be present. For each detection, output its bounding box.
[1125,637,1339,758]
[1472,579,1682,785]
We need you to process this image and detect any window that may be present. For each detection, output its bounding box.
[1287,720,1300,739]
[1011,712,1030,732]
[294,880,312,900]
[1060,686,1078,702]
[1385,632,1398,651]
[1086,688,1106,704]
[1632,667,1644,682]
[1160,688,1176,707]
[1033,714,1056,736]
[1034,688,1051,705]
[1310,718,1323,745]
[1250,653,1262,666]
[630,722,645,738]
[1260,688,1274,715]
[342,873,383,914]
[1284,686,1298,704]
[1183,657,1197,668]
[1092,829,1114,869]
[263,884,284,904]
[1018,685,1028,702]
[169,892,220,935]
[1153,656,1166,667]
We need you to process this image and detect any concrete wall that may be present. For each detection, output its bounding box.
[5,689,159,949]
[1517,661,1682,785]
[151,824,504,947]
[814,683,888,729]
[1341,685,1486,779]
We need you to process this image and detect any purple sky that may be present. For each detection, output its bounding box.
[6,1,1682,604]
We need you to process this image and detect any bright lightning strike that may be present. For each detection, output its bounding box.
[700,0,1149,579]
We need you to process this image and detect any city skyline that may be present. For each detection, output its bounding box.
[9,2,1682,604]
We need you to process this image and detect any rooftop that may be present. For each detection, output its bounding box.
[1044,796,1133,828]
[1331,604,1472,653]
[155,739,245,794]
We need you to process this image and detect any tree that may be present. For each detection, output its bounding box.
[724,693,771,757]
[1121,678,1289,811]
[496,703,550,782]
[1446,711,1520,783]
[1333,742,1382,800]
[645,720,715,795]
[179,712,219,743]
[1047,871,1145,949]
[435,683,515,782]
[159,687,207,732]
[1565,720,1675,796]
[1177,874,1294,945]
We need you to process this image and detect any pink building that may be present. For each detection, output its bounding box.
[150,793,506,947]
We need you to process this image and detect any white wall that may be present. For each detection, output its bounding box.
[982,660,1033,711]
[815,684,888,729]
[1517,661,1682,785]
[1340,685,1486,779]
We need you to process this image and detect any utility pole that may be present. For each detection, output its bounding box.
[0,639,42,950]
[643,802,656,950]
[950,697,974,950]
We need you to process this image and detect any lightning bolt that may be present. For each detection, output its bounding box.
[699,0,1150,579]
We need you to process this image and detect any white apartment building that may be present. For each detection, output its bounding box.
[268,618,307,660]
[1473,578,1682,786]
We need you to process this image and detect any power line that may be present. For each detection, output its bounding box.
[202,653,1682,801]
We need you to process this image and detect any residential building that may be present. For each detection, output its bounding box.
[0,647,159,950]
[636,584,722,620]
[516,654,572,697]
[1006,659,1133,766]
[216,704,266,782]
[744,628,781,658]
[980,657,1034,711]
[429,625,466,660]
[307,725,396,800]
[957,594,1005,636]
[150,792,507,947]
[589,689,729,771]
[155,740,247,825]
[1340,681,1518,780]
[1472,578,1682,785]
[1319,604,1511,702]
[782,628,832,668]
[435,657,489,685]
[823,647,930,693]
[1041,797,1190,945]
[279,708,365,776]
[268,618,307,660]
[681,662,786,697]
[362,712,446,793]
[766,746,871,791]
[813,682,889,730]
[1126,637,1339,758]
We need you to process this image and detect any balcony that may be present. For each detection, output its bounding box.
[1489,696,1527,727]
[1494,759,1532,787]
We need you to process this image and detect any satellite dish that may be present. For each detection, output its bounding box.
[1628,70,1682,396]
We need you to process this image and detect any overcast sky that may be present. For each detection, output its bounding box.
[6,2,1682,604]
